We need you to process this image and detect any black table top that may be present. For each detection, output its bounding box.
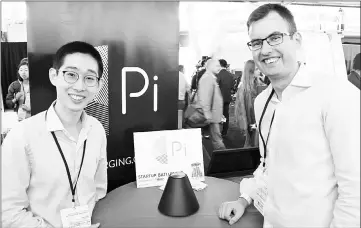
[92,176,263,227]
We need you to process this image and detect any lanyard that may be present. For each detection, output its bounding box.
[50,131,86,208]
[258,88,275,168]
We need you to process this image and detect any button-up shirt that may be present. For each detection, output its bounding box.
[2,101,108,227]
[240,64,360,227]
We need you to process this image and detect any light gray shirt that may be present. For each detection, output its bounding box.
[2,101,108,227]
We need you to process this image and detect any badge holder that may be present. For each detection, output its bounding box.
[253,160,268,216]
[60,203,91,228]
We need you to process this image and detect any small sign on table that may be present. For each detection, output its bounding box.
[134,128,204,188]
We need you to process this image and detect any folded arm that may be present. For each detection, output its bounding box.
[5,83,17,109]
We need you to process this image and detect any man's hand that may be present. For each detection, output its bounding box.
[21,104,30,112]
[15,92,24,100]
[218,199,248,225]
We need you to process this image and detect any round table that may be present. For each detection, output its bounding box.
[92,176,263,227]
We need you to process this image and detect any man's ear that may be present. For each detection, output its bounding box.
[294,32,305,63]
[49,68,58,86]
[97,78,104,92]
[293,31,302,47]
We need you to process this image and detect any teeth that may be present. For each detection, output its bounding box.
[70,95,84,101]
[265,58,279,64]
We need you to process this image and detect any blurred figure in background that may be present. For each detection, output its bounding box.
[234,60,262,147]
[193,58,226,150]
[5,58,31,121]
[217,59,236,137]
[190,57,212,138]
[348,53,360,89]
[256,68,271,86]
[190,56,211,91]
[178,65,190,128]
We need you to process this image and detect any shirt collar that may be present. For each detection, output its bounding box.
[45,100,90,132]
[262,63,312,102]
[289,62,313,88]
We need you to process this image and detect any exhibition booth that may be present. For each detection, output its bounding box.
[1,2,360,227]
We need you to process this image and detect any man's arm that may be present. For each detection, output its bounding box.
[218,93,265,225]
[5,82,17,109]
[1,125,52,228]
[324,81,360,228]
[197,75,214,120]
[94,128,108,202]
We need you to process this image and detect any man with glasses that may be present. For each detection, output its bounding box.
[219,3,359,227]
[2,41,107,228]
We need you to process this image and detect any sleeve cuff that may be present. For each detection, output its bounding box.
[239,193,253,205]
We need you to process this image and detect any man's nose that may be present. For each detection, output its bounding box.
[72,77,86,90]
[260,40,273,55]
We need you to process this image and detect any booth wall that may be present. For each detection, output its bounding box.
[27,2,179,192]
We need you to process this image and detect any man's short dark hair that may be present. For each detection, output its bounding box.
[219,59,228,68]
[352,53,360,71]
[53,41,104,77]
[247,3,297,34]
[201,57,212,67]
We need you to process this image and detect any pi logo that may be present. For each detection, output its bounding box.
[121,67,158,114]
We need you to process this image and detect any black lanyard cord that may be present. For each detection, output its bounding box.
[51,131,86,206]
[258,88,276,168]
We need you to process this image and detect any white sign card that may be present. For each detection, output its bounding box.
[133,128,204,188]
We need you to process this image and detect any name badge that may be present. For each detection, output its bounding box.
[253,174,268,216]
[60,205,91,228]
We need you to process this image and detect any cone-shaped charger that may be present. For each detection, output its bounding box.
[158,172,199,217]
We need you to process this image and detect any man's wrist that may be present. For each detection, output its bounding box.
[237,197,250,208]
[238,193,252,207]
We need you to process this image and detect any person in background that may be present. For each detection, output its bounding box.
[5,58,31,121]
[2,41,107,228]
[234,60,260,148]
[178,65,190,128]
[217,59,236,137]
[219,3,359,227]
[190,57,212,138]
[347,53,360,89]
[256,68,271,86]
[190,57,210,91]
[193,58,226,150]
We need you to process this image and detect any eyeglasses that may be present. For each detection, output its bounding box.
[61,70,99,87]
[247,32,294,51]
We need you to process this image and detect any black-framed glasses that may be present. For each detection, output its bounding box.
[61,70,99,87]
[247,32,294,51]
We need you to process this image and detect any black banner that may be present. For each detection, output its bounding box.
[27,2,179,192]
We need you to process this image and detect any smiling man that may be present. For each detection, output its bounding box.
[2,41,108,228]
[218,4,360,227]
